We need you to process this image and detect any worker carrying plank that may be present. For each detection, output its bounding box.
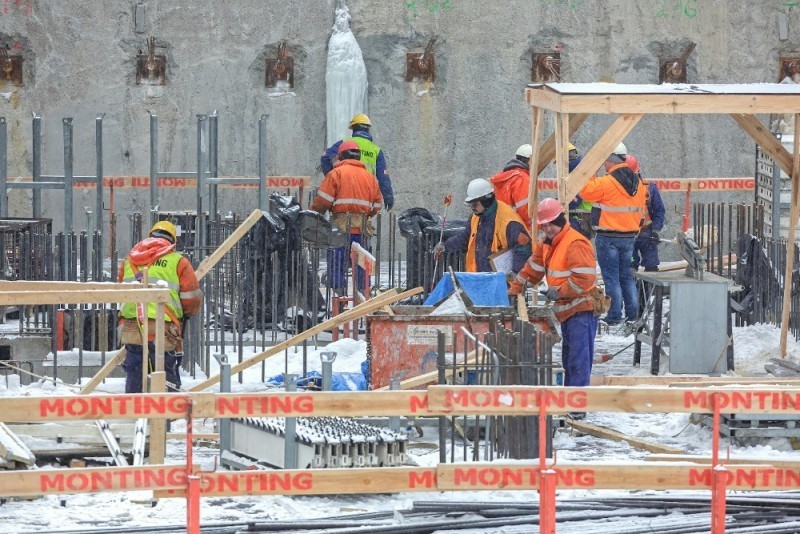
[434,178,531,275]
[118,221,203,393]
[509,198,599,392]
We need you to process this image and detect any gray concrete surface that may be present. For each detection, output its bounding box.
[0,1,790,253]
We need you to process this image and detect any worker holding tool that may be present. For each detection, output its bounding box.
[434,179,531,274]
[430,194,453,292]
[509,198,598,391]
[578,142,647,326]
[627,154,666,272]
[490,144,532,227]
[320,114,394,210]
[118,221,202,393]
[311,140,383,294]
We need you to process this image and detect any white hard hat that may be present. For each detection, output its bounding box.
[516,144,533,159]
[465,178,494,203]
[613,142,628,156]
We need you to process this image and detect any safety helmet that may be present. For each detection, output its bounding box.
[338,140,360,155]
[537,197,564,225]
[348,114,371,129]
[516,144,533,159]
[149,220,177,243]
[464,178,494,203]
[613,142,627,156]
[626,154,640,174]
[567,142,576,151]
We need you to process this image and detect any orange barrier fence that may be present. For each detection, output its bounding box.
[2,385,797,534]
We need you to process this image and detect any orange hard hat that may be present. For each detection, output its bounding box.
[537,197,564,225]
[338,140,360,155]
[626,154,640,174]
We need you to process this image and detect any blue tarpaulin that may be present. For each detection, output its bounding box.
[267,370,367,391]
[424,271,510,307]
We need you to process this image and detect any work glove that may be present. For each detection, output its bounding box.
[651,231,661,242]
[508,279,524,296]
[544,286,561,301]
[384,198,394,210]
[433,242,445,261]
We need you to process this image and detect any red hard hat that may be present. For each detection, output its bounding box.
[626,154,640,174]
[537,197,564,225]
[338,140,360,155]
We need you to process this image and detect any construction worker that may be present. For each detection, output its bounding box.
[509,198,598,390]
[490,144,532,227]
[564,143,594,239]
[311,140,382,294]
[435,178,531,274]
[627,154,666,272]
[578,142,646,326]
[118,221,202,393]
[320,114,394,210]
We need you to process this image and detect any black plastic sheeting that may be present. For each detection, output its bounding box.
[398,207,467,291]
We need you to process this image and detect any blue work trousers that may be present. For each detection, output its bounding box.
[632,233,660,271]
[327,233,368,293]
[123,343,180,394]
[561,310,598,387]
[596,234,638,323]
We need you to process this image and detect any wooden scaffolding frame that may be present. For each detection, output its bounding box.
[525,82,800,356]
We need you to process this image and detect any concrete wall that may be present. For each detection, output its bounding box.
[0,0,794,252]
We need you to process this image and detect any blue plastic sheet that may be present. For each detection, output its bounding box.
[424,271,510,307]
[267,370,367,391]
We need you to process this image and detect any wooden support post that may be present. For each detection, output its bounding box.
[538,390,555,534]
[555,112,570,205]
[149,371,167,465]
[534,113,589,176]
[781,114,800,357]
[194,208,265,280]
[185,398,200,534]
[154,303,165,373]
[528,107,544,306]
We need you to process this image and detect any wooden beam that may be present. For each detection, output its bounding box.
[526,87,800,115]
[166,432,219,441]
[0,281,137,291]
[194,208,265,280]
[555,112,570,204]
[0,288,171,306]
[730,114,793,177]
[148,372,167,465]
[564,113,643,201]
[591,375,800,386]
[568,419,684,455]
[782,113,800,357]
[646,453,800,467]
[189,287,422,391]
[528,106,544,221]
[534,113,589,176]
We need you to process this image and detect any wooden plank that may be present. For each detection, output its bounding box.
[0,422,35,465]
[190,287,422,391]
[0,288,171,306]
[0,281,137,291]
[166,432,218,441]
[730,114,793,177]
[526,87,800,115]
[590,375,800,386]
[555,112,570,203]
[437,462,799,491]
[568,419,684,455]
[80,350,125,394]
[770,358,800,374]
[564,113,643,201]
[516,295,527,318]
[646,453,800,466]
[194,208,265,280]
[374,350,478,391]
[528,106,544,221]
[0,465,186,498]
[783,116,800,357]
[148,372,166,465]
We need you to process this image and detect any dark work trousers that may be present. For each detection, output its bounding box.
[123,343,180,393]
[327,233,368,293]
[560,310,598,387]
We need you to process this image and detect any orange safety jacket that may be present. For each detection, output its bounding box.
[465,200,527,272]
[579,163,646,237]
[512,223,597,323]
[490,167,531,228]
[310,159,383,234]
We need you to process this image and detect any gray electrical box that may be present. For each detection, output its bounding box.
[669,280,729,374]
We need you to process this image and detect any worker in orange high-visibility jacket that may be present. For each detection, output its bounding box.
[490,144,532,228]
[509,198,598,389]
[311,140,382,293]
[578,142,646,325]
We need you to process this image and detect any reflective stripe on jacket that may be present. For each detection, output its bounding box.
[580,163,646,237]
[465,200,528,272]
[347,136,379,176]
[514,223,597,322]
[120,252,184,322]
[310,159,383,228]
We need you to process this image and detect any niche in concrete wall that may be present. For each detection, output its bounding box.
[406,36,437,83]
[265,41,294,89]
[531,52,561,83]
[135,36,166,86]
[658,42,696,84]
[0,35,28,87]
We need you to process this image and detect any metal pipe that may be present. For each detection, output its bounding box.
[209,110,218,217]
[0,117,6,218]
[320,351,336,391]
[283,373,298,469]
[258,114,267,211]
[149,111,158,226]
[63,118,74,236]
[95,114,104,276]
[31,113,41,218]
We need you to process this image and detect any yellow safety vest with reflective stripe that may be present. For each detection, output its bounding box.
[347,136,379,176]
[465,201,521,272]
[120,252,184,323]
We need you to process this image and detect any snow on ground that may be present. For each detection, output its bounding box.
[2,322,800,532]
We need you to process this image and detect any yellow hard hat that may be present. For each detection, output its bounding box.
[149,220,177,243]
[349,114,371,129]
[568,143,576,151]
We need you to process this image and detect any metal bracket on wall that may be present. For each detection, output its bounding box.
[265,41,294,88]
[531,52,560,83]
[406,36,437,83]
[0,46,23,86]
[779,57,800,82]
[659,42,696,84]
[136,36,166,86]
